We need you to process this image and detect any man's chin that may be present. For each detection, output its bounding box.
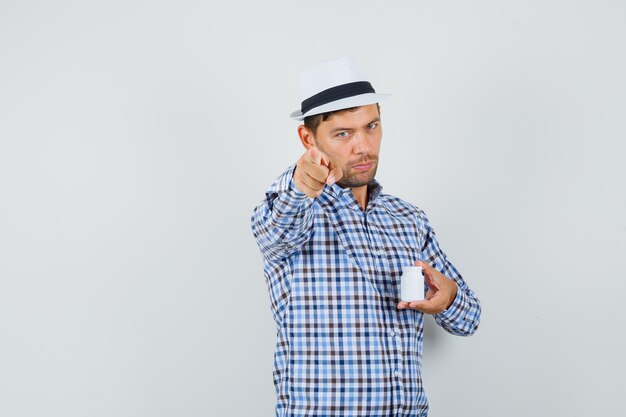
[337,171,377,188]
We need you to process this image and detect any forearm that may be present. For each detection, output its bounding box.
[416,207,481,336]
[251,166,316,262]
[433,280,481,336]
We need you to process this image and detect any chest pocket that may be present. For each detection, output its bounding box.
[368,213,424,298]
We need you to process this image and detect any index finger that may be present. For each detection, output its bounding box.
[326,159,343,185]
[308,146,330,166]
[318,150,330,167]
[308,147,322,165]
[408,299,432,309]
[414,260,432,272]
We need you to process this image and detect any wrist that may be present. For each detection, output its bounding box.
[445,279,458,310]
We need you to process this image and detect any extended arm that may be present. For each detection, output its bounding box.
[251,164,316,263]
[251,147,343,262]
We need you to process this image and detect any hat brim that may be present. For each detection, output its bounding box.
[289,93,391,121]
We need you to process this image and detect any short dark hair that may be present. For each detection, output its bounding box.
[303,103,380,135]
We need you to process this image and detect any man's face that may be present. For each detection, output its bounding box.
[311,104,382,188]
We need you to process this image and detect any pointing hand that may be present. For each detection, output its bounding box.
[293,147,343,198]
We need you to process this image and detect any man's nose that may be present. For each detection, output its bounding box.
[352,131,370,154]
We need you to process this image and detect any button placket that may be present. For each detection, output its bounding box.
[368,214,394,298]
[366,207,404,392]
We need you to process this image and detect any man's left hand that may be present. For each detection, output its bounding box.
[397,260,458,314]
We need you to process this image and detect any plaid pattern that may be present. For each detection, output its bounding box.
[251,164,481,417]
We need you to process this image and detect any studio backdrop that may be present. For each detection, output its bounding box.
[0,1,624,416]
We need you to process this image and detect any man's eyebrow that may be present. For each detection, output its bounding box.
[329,126,353,133]
[329,117,381,133]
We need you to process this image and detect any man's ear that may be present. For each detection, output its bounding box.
[297,125,316,150]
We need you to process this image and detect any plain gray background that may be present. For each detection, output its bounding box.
[1,1,625,416]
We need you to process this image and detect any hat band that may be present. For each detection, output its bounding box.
[301,81,375,115]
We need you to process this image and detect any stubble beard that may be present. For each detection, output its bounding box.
[337,159,379,188]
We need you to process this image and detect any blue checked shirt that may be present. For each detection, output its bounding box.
[251,164,481,417]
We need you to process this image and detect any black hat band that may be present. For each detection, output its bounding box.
[301,81,375,115]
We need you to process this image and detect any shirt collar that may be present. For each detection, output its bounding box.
[323,177,384,209]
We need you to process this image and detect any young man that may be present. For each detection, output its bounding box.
[250,57,481,417]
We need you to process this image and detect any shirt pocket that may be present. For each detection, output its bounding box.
[377,221,422,300]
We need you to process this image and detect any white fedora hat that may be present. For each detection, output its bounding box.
[289,56,391,121]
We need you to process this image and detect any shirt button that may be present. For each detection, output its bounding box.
[389,330,395,337]
[393,370,399,378]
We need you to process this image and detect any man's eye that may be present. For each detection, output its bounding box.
[336,131,349,138]
[368,122,378,129]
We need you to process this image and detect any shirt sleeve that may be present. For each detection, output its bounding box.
[250,163,316,263]
[417,208,481,336]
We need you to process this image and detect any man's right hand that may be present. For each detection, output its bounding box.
[293,147,343,198]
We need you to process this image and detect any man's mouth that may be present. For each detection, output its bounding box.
[353,161,374,171]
